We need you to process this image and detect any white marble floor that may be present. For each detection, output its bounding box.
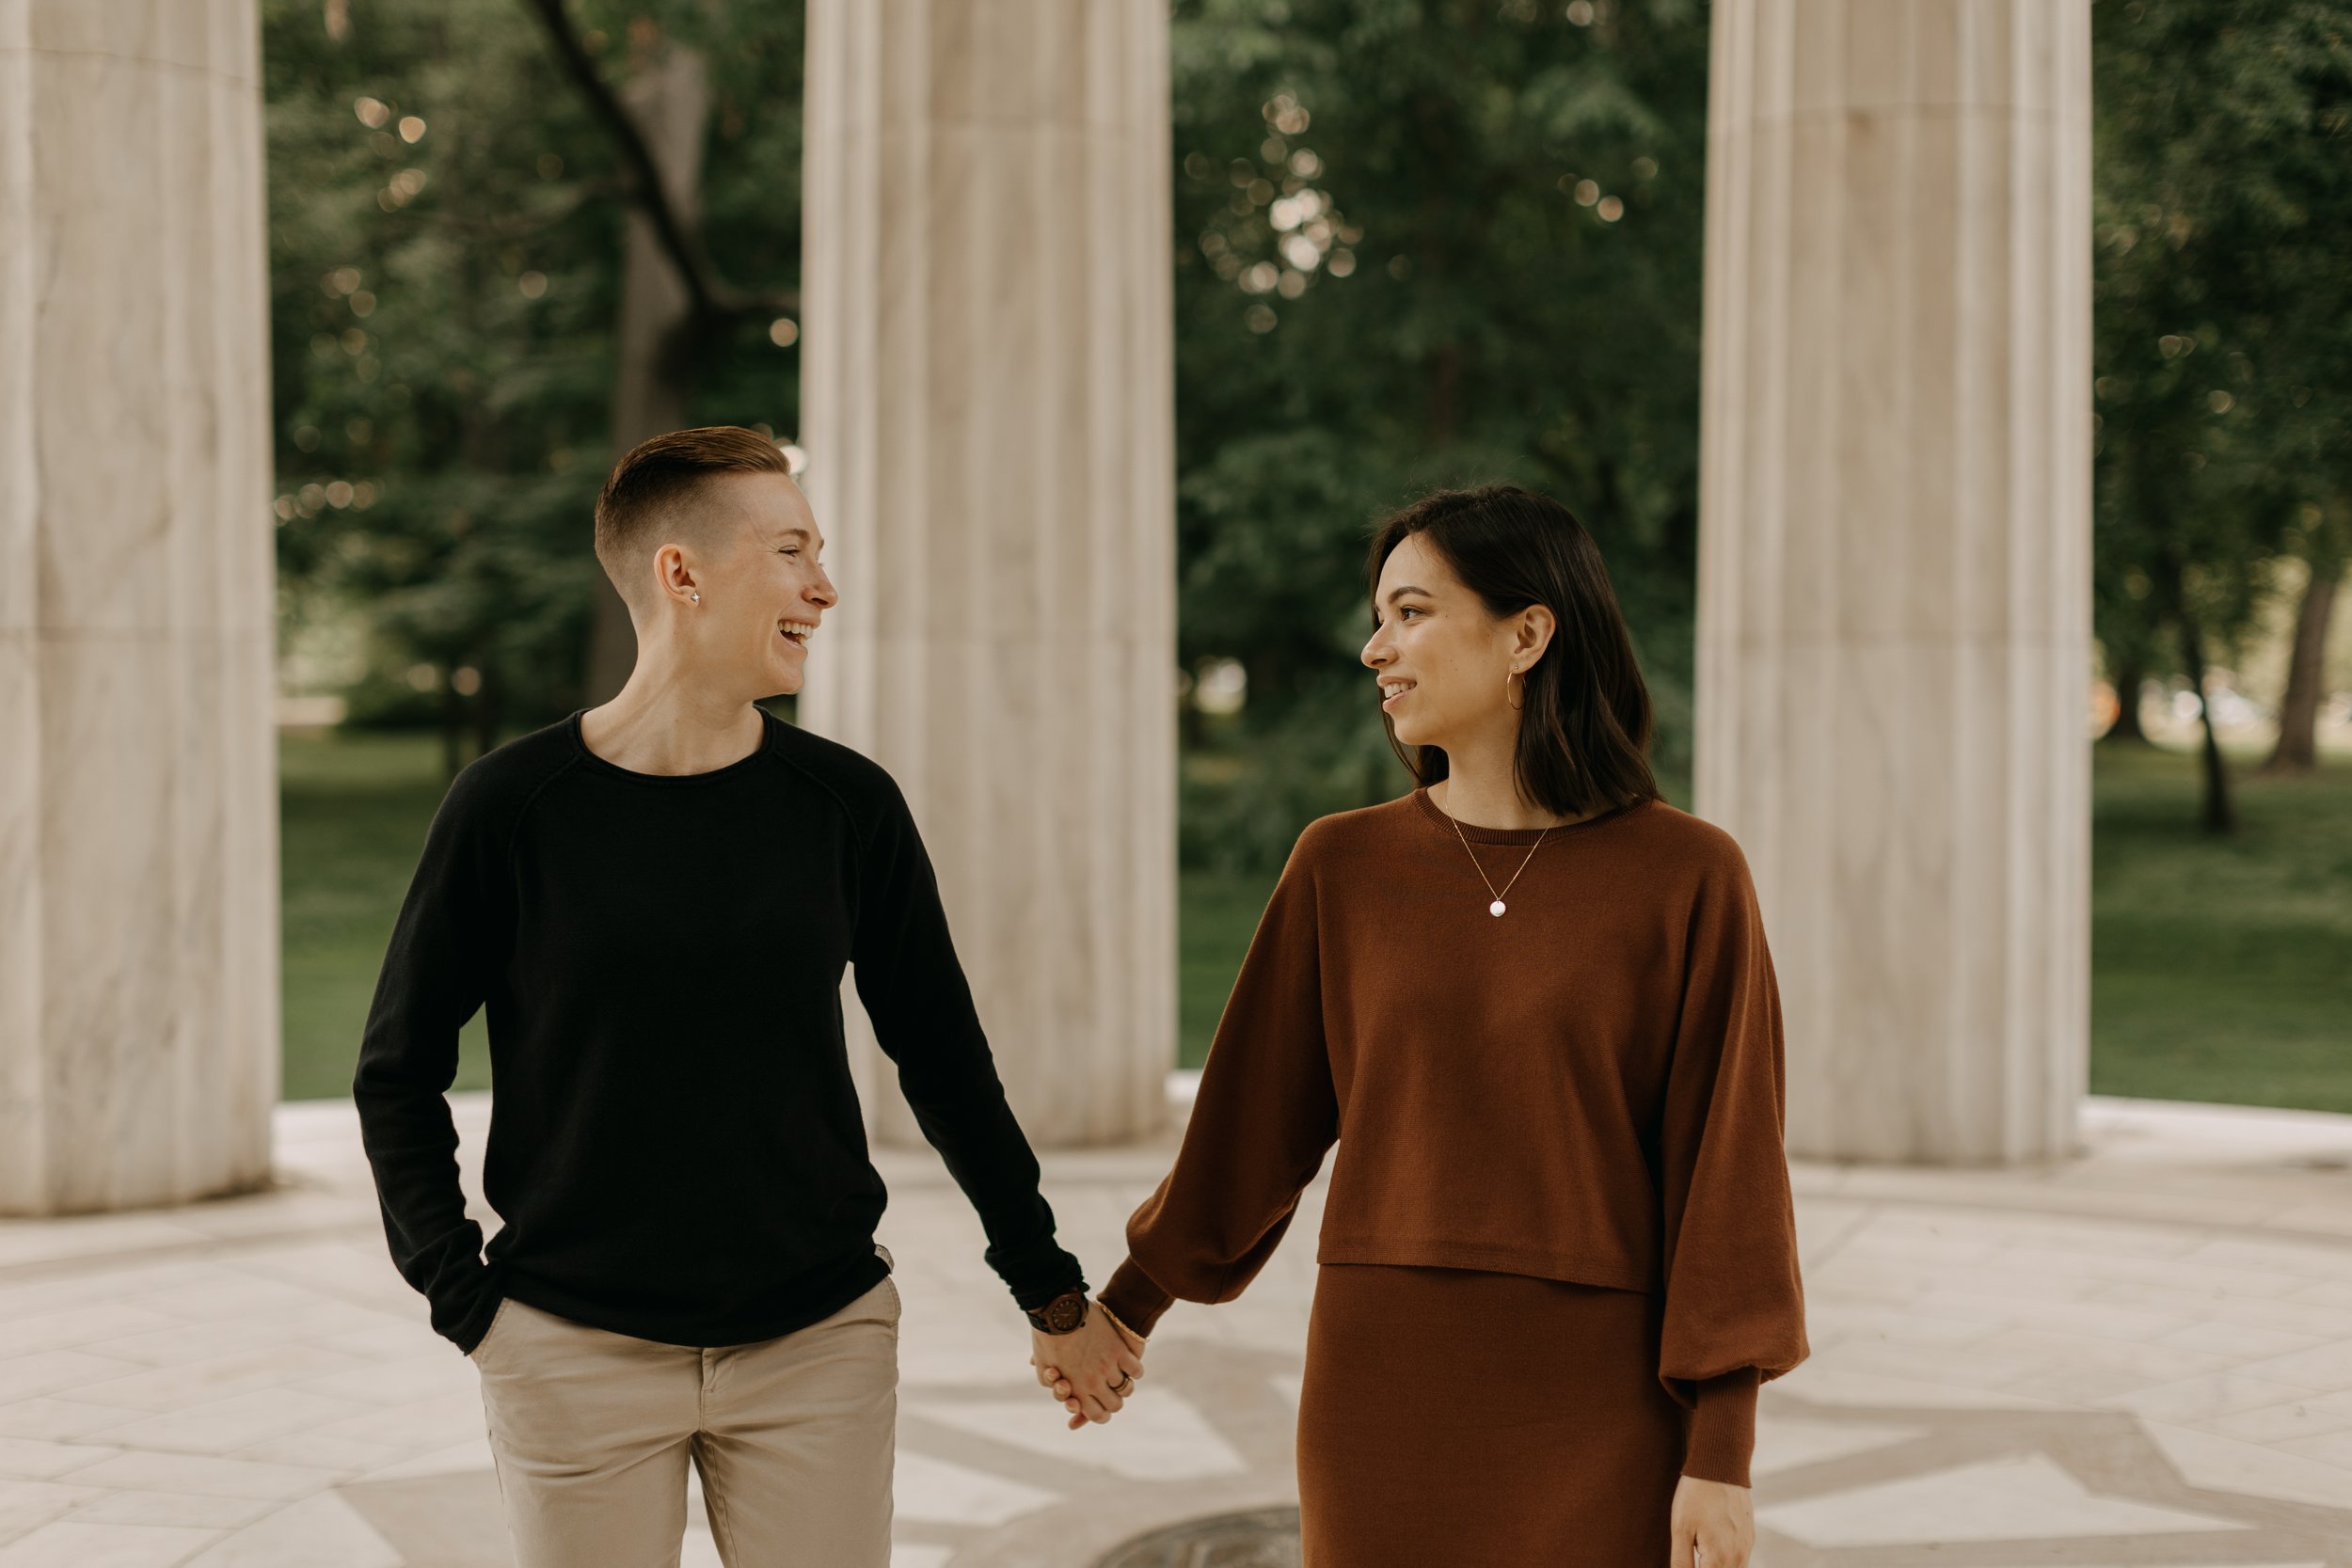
[1,1088,2348,1566]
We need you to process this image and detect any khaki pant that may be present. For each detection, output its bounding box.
[470,1275,900,1568]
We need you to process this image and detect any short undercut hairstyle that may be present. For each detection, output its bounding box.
[594,426,794,612]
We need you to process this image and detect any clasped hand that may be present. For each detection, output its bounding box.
[1030,1307,1146,1430]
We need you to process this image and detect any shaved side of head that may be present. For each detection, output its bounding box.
[594,426,796,619]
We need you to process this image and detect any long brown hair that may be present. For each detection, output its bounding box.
[1366,484,1658,818]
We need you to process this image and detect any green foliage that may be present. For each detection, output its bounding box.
[264,0,805,733]
[1168,0,1710,865]
[2092,1,2352,676]
[279,725,495,1097]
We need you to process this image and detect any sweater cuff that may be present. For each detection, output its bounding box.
[1682,1367,1759,1487]
[1097,1258,1175,1338]
[990,1234,1088,1313]
[447,1277,504,1356]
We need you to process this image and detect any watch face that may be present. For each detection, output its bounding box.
[1037,1292,1087,1333]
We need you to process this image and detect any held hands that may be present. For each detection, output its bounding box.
[1670,1474,1755,1568]
[1031,1305,1147,1431]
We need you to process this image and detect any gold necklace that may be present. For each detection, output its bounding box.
[1435,792,1551,917]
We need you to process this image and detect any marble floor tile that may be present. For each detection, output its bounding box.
[2277,1425,2352,1469]
[0,1221,206,1275]
[2201,1388,2352,1446]
[56,1451,340,1501]
[1751,1414,1931,1476]
[79,1390,366,1456]
[73,1317,317,1372]
[0,1519,222,1567]
[0,1480,105,1544]
[2104,1371,2323,1425]
[906,1390,1248,1484]
[291,1352,474,1408]
[231,1432,410,1475]
[178,1491,404,1568]
[2141,1419,2352,1513]
[350,1435,493,1483]
[0,1402,147,1443]
[0,1353,144,1406]
[64,1489,271,1529]
[1756,1454,2249,1547]
[295,1390,485,1456]
[895,1449,1062,1528]
[1721,1353,2072,1413]
[72,1345,371,1414]
[2231,1338,2352,1392]
[0,1267,216,1326]
[0,1308,183,1359]
[0,1439,115,1482]
[2159,1319,2334,1361]
[2290,1279,2352,1310]
[2187,1237,2352,1281]
[123,1278,329,1327]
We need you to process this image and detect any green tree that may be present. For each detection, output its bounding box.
[2092,0,2352,823]
[1168,0,1711,868]
[264,0,805,774]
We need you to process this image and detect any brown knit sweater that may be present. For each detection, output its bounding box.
[1099,786,1809,1487]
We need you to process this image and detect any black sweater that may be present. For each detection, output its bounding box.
[354,705,1085,1353]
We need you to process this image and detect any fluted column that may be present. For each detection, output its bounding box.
[801,0,1175,1146]
[1694,0,2092,1164]
[0,0,279,1212]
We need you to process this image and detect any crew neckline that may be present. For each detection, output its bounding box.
[566,706,777,785]
[1410,784,1652,846]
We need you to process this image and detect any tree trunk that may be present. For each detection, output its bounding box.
[2103,655,2153,744]
[2175,609,2235,835]
[582,46,712,707]
[2106,662,2151,744]
[2260,558,2340,775]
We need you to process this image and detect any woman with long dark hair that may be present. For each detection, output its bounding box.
[1048,484,1807,1565]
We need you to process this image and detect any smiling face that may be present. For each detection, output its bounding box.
[1359,532,1546,751]
[680,470,836,696]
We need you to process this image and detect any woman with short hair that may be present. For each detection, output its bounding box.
[1055,483,1808,1567]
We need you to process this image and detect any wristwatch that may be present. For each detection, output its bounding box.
[1025,1290,1089,1335]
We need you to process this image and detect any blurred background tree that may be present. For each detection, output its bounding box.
[264,0,805,771]
[2091,0,2352,829]
[1167,0,1709,869]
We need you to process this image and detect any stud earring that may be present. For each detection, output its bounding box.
[691,593,700,602]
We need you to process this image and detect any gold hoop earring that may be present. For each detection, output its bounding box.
[1505,670,1524,712]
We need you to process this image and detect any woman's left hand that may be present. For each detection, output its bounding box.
[1669,1474,1754,1567]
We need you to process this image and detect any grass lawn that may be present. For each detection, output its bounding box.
[280,727,494,1101]
[281,728,2349,1111]
[2089,742,2352,1113]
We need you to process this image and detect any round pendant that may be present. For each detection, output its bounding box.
[1489,899,1506,917]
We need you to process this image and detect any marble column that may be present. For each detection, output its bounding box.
[1693,1,2092,1164]
[0,0,279,1212]
[801,0,1176,1146]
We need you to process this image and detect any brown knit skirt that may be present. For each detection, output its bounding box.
[1295,1263,1685,1567]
